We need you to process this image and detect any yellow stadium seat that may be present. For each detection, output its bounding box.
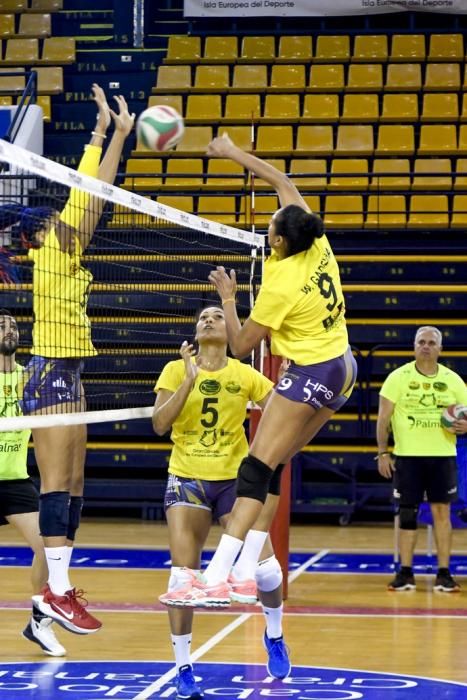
[153,65,191,93]
[303,195,321,215]
[18,12,50,36]
[347,64,383,92]
[328,159,369,191]
[277,35,312,63]
[390,34,426,62]
[263,94,300,122]
[164,158,203,189]
[194,65,229,92]
[240,195,279,227]
[296,125,333,155]
[454,158,467,189]
[4,37,39,63]
[30,0,62,9]
[370,159,410,190]
[232,64,267,92]
[223,94,260,122]
[186,94,222,122]
[206,159,245,190]
[302,94,339,123]
[412,158,452,191]
[0,66,24,93]
[451,195,467,227]
[202,36,237,63]
[0,14,14,36]
[35,93,50,120]
[408,195,449,228]
[239,36,275,63]
[41,36,75,63]
[290,159,327,190]
[341,94,379,123]
[314,35,350,63]
[0,95,12,105]
[324,195,364,228]
[36,66,62,94]
[335,125,374,156]
[421,93,458,122]
[424,63,461,91]
[123,159,163,191]
[428,34,464,62]
[256,125,293,155]
[380,94,418,122]
[250,159,285,190]
[418,124,457,155]
[165,35,201,64]
[385,63,422,91]
[308,64,344,92]
[156,196,193,217]
[270,64,305,92]
[375,125,414,156]
[174,126,213,154]
[198,196,237,224]
[461,94,467,122]
[457,125,467,155]
[0,0,25,9]
[221,125,253,151]
[365,195,406,228]
[352,35,388,62]
[463,65,467,91]
[147,94,184,114]
[110,203,154,228]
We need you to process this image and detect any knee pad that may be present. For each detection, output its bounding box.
[255,555,283,593]
[236,455,273,504]
[398,505,418,531]
[39,491,70,538]
[168,567,199,592]
[67,496,84,541]
[268,463,286,496]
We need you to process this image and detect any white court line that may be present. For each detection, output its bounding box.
[132,549,329,700]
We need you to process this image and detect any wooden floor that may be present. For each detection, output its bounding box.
[1,519,467,693]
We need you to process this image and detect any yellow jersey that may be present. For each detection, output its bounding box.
[29,144,101,358]
[0,365,30,480]
[154,358,273,480]
[250,234,348,365]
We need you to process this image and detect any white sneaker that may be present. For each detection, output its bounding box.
[22,617,67,657]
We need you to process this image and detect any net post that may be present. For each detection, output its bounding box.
[249,353,291,600]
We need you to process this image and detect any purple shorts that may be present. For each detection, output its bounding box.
[164,473,236,520]
[275,345,357,411]
[21,356,84,415]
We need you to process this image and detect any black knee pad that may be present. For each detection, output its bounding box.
[398,505,418,531]
[67,496,84,541]
[39,491,70,538]
[236,455,273,504]
[268,463,286,496]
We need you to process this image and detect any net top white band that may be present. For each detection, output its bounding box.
[0,139,265,248]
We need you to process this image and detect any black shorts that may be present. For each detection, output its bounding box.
[0,478,39,526]
[393,456,458,505]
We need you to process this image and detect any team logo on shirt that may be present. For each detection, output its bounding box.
[225,381,241,394]
[433,382,447,391]
[3,385,11,396]
[200,429,217,447]
[422,383,431,390]
[199,379,221,395]
[409,381,420,390]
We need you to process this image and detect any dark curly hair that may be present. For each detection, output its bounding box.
[273,205,325,256]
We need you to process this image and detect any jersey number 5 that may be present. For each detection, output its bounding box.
[201,397,219,428]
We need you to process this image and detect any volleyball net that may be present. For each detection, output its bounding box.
[0,139,265,431]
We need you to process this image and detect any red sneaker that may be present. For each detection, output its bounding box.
[159,568,231,608]
[38,587,102,635]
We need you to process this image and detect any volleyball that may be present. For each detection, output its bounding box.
[136,105,184,151]
[440,404,467,432]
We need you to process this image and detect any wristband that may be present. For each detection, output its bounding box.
[91,131,106,139]
[222,298,235,306]
[374,451,391,461]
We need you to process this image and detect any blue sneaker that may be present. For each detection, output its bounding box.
[263,631,291,679]
[176,665,203,699]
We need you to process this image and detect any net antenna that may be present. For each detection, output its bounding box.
[0,140,264,432]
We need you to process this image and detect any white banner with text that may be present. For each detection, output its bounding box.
[184,0,467,18]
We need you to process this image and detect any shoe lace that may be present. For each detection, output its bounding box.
[67,588,89,615]
[269,636,289,660]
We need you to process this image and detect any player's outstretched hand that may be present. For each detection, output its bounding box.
[91,83,111,135]
[208,266,237,303]
[110,95,136,136]
[180,340,198,383]
[206,133,235,158]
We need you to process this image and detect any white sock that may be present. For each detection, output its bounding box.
[263,604,283,640]
[231,530,268,580]
[204,534,243,586]
[171,633,192,670]
[45,546,72,596]
[63,546,73,569]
